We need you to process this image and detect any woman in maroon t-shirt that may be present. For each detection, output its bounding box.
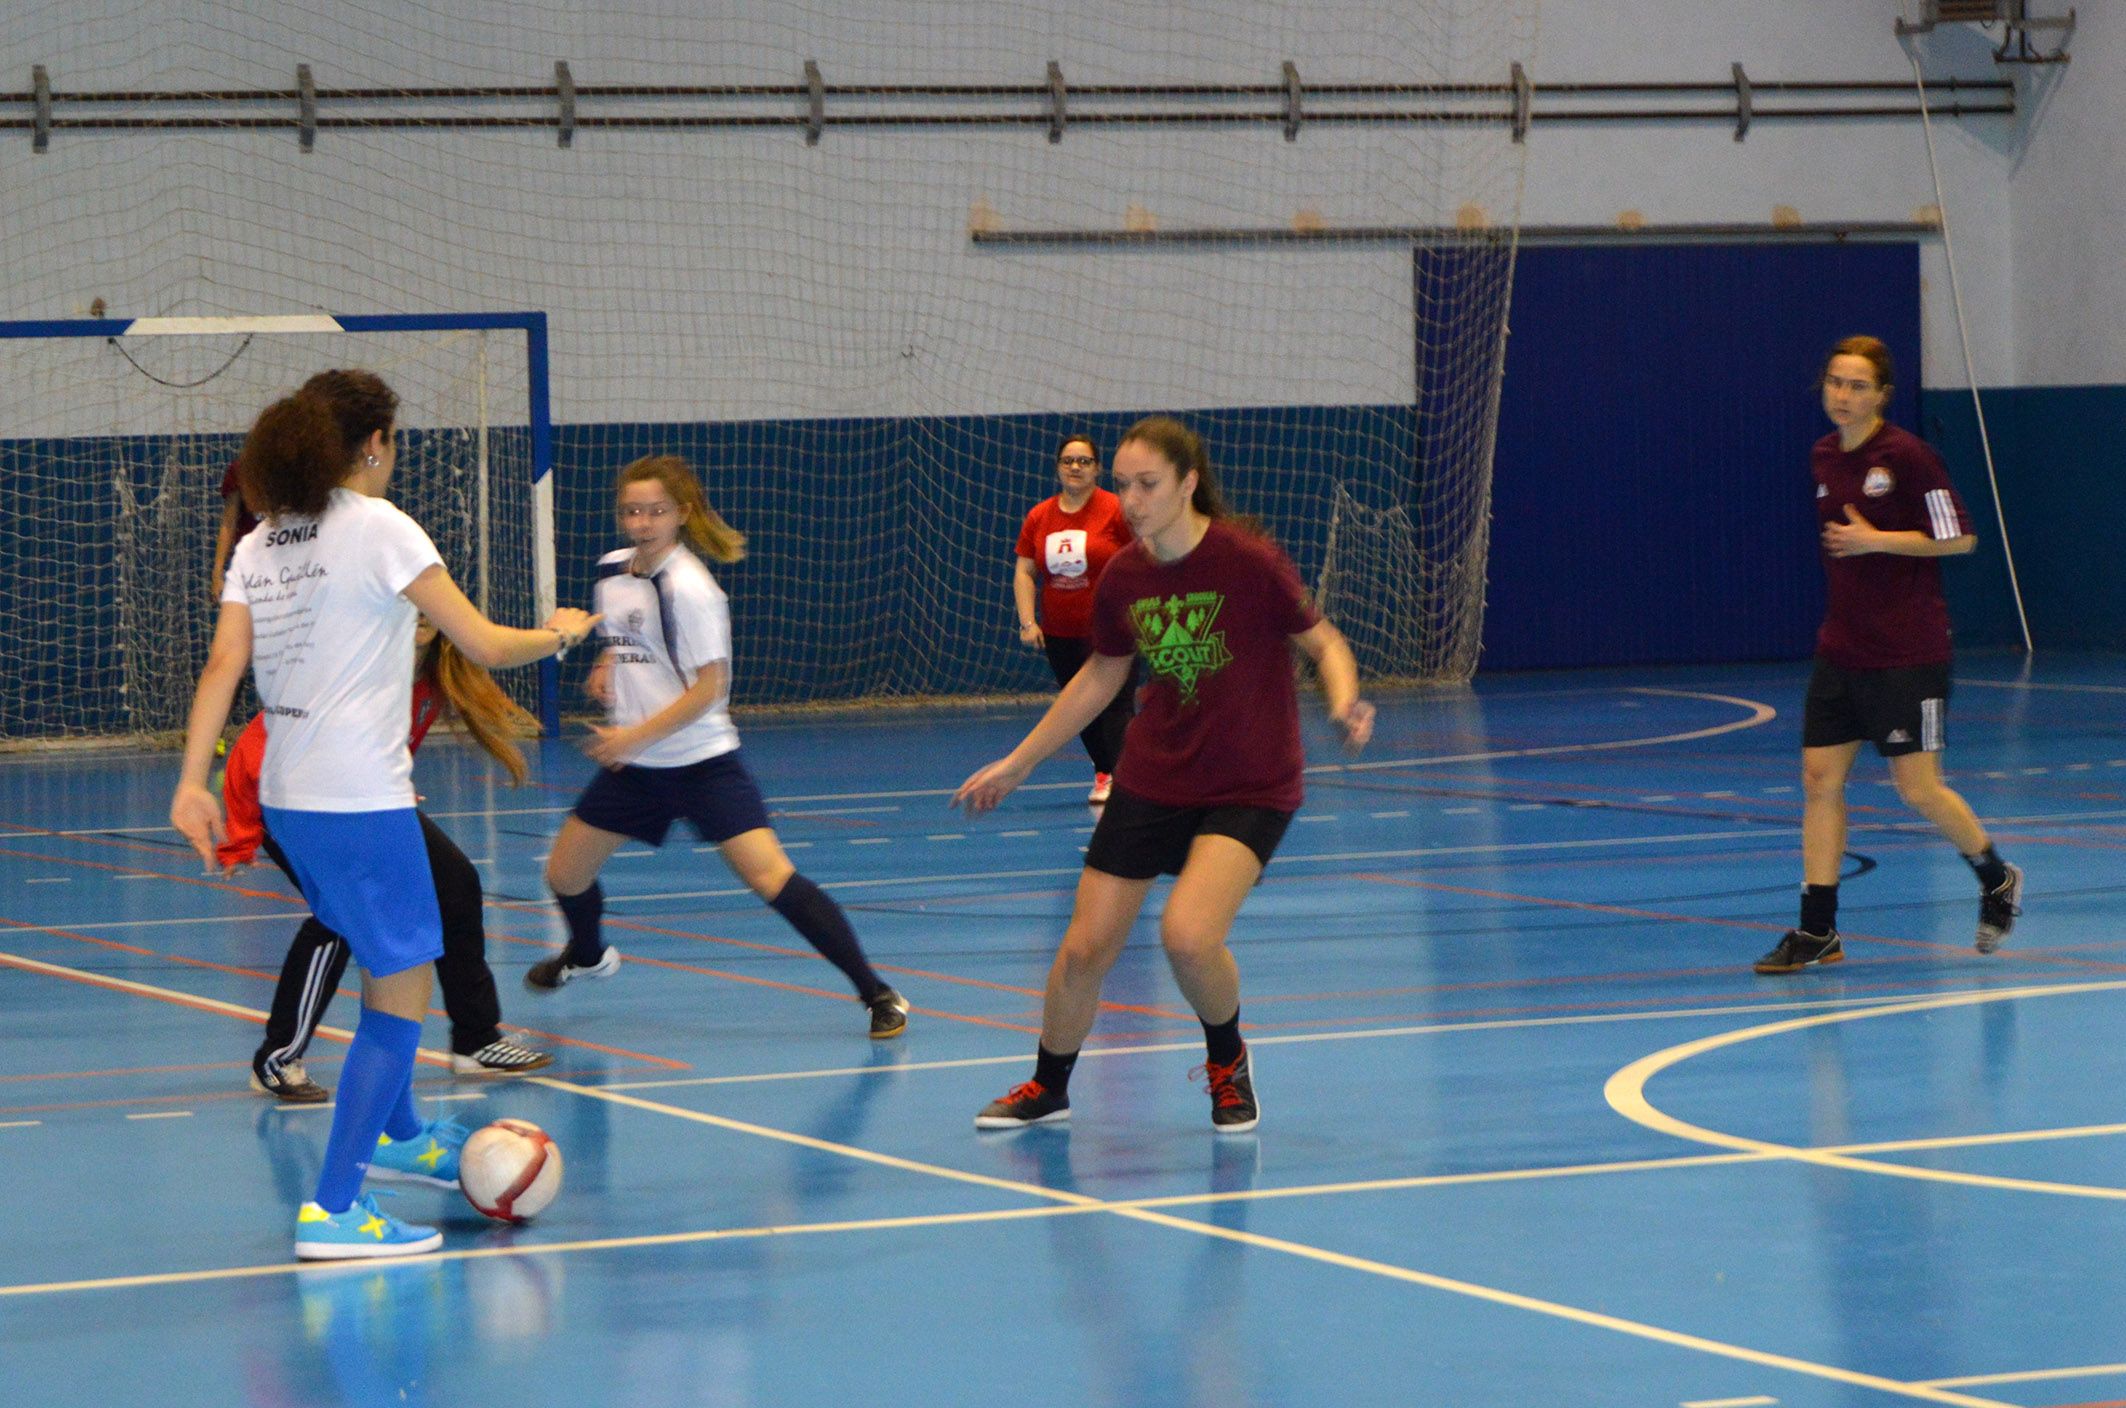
[1012,434,1137,802]
[956,416,1374,1134]
[1754,335,2021,975]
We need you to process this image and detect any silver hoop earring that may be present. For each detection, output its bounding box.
[364,454,380,467]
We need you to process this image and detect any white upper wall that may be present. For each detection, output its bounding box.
[2003,3,2123,386]
[0,0,2092,432]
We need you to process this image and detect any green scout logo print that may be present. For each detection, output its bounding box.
[1130,591,1233,703]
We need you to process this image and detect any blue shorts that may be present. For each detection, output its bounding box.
[572,750,771,848]
[260,806,444,978]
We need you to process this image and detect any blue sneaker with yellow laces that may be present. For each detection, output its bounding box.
[367,1117,469,1189]
[294,1192,443,1261]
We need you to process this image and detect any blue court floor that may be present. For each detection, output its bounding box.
[4,654,2126,1408]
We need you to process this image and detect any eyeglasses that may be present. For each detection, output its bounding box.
[619,503,675,520]
[1057,455,1097,468]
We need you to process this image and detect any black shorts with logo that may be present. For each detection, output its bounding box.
[1802,658,1951,757]
[1081,784,1295,880]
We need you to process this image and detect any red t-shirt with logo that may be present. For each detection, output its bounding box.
[1090,520,1322,811]
[1015,489,1133,639]
[1812,422,1973,669]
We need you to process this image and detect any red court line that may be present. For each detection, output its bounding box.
[486,930,1044,1036]
[0,1061,252,1084]
[496,902,1197,1025]
[0,841,290,902]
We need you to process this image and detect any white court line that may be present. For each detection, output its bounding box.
[0,1121,42,1129]
[599,987,2024,1093]
[124,1112,191,1121]
[849,838,891,846]
[1681,1397,1777,1407]
[775,805,903,817]
[25,877,68,885]
[1962,678,2126,694]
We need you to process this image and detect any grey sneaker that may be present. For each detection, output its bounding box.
[1976,863,2024,954]
[451,1038,556,1076]
[1753,929,1844,974]
[867,986,910,1039]
[525,945,621,991]
[251,1058,330,1104]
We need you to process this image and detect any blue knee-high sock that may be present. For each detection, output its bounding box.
[313,1007,423,1214]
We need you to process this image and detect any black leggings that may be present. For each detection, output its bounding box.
[1042,634,1136,776]
[253,810,504,1068]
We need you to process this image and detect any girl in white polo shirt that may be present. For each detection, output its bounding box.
[171,376,596,1259]
[526,455,908,1038]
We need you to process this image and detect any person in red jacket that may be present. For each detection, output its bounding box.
[1754,335,2022,974]
[1013,434,1138,802]
[958,417,1373,1134]
[225,619,555,1100]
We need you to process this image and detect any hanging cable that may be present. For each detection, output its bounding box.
[1907,50,2032,655]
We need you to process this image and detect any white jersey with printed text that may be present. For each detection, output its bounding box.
[222,487,443,811]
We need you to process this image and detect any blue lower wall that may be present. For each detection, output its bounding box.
[1921,384,2126,652]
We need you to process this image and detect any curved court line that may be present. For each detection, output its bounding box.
[1309,686,1777,777]
[1606,978,2126,1200]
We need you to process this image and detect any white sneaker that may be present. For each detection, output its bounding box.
[525,945,621,991]
[450,1037,556,1075]
[1088,772,1112,804]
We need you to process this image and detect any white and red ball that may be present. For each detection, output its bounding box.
[459,1118,563,1222]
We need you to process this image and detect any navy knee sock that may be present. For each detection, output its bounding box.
[314,1007,423,1214]
[769,873,883,999]
[554,881,606,965]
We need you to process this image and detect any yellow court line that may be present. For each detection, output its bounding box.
[0,948,459,1067]
[1920,1360,2126,1388]
[1606,978,2126,1201]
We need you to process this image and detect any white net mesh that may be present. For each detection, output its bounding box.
[0,326,536,743]
[0,1,1538,731]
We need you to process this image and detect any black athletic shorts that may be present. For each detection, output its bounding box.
[1802,658,1951,757]
[572,749,772,847]
[1081,784,1294,880]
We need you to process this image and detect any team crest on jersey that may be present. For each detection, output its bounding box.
[1129,591,1232,704]
[1862,466,1895,498]
[627,608,646,634]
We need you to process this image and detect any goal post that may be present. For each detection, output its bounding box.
[0,310,559,745]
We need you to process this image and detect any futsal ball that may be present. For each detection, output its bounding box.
[459,1118,563,1223]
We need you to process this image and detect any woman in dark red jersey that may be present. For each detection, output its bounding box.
[956,416,1373,1132]
[1755,335,2021,974]
[1012,433,1137,802]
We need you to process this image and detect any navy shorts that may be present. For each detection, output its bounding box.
[572,750,772,847]
[1803,659,1951,757]
[1081,784,1295,880]
[260,805,443,978]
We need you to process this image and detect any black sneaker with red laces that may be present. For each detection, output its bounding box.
[974,1078,1070,1130]
[1196,1047,1260,1133]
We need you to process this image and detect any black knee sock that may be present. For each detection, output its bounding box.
[769,873,883,1000]
[1034,1044,1079,1095]
[1799,883,1838,938]
[1201,1009,1244,1067]
[553,882,606,964]
[1965,845,2009,891]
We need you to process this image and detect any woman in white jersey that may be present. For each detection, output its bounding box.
[525,455,909,1039]
[171,377,596,1260]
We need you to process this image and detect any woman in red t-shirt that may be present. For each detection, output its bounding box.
[1753,335,2019,976]
[1013,434,1137,802]
[957,416,1374,1134]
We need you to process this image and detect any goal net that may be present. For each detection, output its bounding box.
[0,315,548,744]
[0,2,1538,726]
